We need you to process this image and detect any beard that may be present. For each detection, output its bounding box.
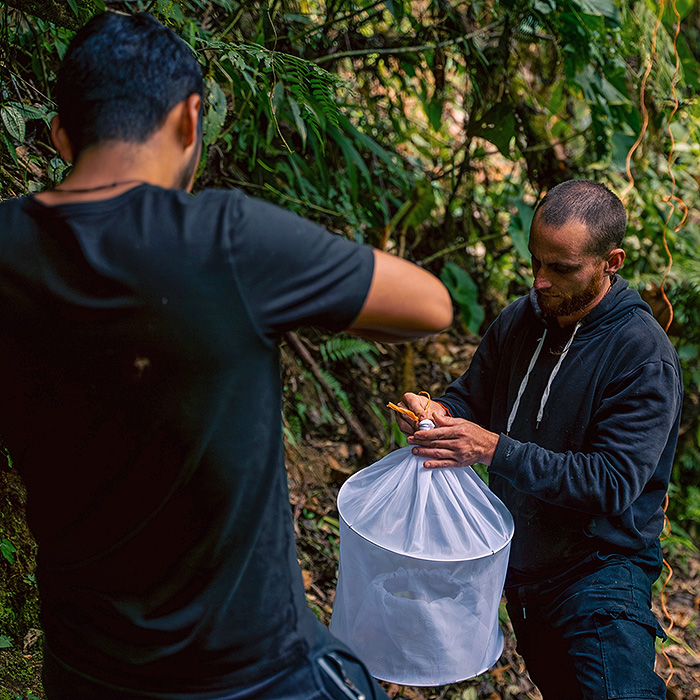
[536,272,606,319]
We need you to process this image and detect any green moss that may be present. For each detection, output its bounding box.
[1,651,34,685]
[0,471,41,640]
[0,645,44,699]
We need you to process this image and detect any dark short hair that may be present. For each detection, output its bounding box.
[55,12,203,157]
[533,179,627,257]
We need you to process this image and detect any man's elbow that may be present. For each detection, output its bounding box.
[432,285,454,332]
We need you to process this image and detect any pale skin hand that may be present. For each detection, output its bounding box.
[395,391,448,436]
[398,393,500,469]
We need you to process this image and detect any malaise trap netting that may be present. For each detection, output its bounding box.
[330,420,514,686]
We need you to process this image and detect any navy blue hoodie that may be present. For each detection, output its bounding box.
[438,277,682,578]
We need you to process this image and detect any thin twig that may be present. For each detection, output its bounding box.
[314,21,502,65]
[285,331,375,456]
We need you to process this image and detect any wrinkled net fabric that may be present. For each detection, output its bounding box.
[330,426,514,686]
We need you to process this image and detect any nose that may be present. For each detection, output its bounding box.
[533,269,551,291]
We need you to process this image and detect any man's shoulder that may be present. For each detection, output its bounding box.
[619,305,680,367]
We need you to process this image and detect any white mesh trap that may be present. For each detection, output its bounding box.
[330,429,514,686]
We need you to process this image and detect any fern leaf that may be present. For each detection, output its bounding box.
[318,369,351,413]
[320,337,379,366]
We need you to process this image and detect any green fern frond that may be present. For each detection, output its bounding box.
[672,258,700,289]
[284,414,303,446]
[199,39,345,129]
[318,369,351,413]
[319,337,379,367]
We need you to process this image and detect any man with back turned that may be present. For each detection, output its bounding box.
[0,11,453,699]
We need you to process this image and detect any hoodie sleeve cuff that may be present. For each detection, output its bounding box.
[489,433,521,480]
[433,397,469,419]
[433,401,451,417]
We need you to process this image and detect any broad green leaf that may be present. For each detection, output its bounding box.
[388,179,436,232]
[533,0,556,12]
[676,33,700,92]
[0,636,12,649]
[610,131,636,171]
[426,97,443,132]
[598,77,629,106]
[283,14,314,25]
[336,114,397,167]
[662,0,694,24]
[384,0,405,22]
[48,157,70,184]
[0,538,16,564]
[1,133,18,165]
[330,128,370,183]
[571,0,621,24]
[54,37,68,60]
[440,262,485,336]
[509,200,534,261]
[469,102,516,157]
[202,79,227,147]
[8,102,46,121]
[66,0,79,16]
[1,104,25,142]
[548,80,566,115]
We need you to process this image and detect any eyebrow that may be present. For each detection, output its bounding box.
[530,254,582,271]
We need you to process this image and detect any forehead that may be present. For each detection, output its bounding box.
[528,217,596,262]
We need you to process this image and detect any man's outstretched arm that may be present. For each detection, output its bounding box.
[346,249,453,343]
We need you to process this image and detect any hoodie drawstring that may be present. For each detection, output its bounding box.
[507,321,583,434]
[535,321,583,428]
[506,329,548,435]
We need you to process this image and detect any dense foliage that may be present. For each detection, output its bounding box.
[1,0,699,696]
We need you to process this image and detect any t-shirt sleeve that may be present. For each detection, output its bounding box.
[224,191,375,339]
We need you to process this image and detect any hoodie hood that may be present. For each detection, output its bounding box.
[528,274,653,337]
[511,276,654,434]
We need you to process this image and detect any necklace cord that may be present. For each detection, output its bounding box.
[52,179,146,194]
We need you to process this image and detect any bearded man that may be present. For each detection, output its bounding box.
[399,179,682,700]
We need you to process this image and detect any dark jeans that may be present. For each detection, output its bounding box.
[42,623,388,700]
[505,550,667,700]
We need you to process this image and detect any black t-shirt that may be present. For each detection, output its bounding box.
[0,185,374,693]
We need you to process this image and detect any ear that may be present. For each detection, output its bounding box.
[604,248,625,275]
[178,93,202,148]
[50,114,74,163]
